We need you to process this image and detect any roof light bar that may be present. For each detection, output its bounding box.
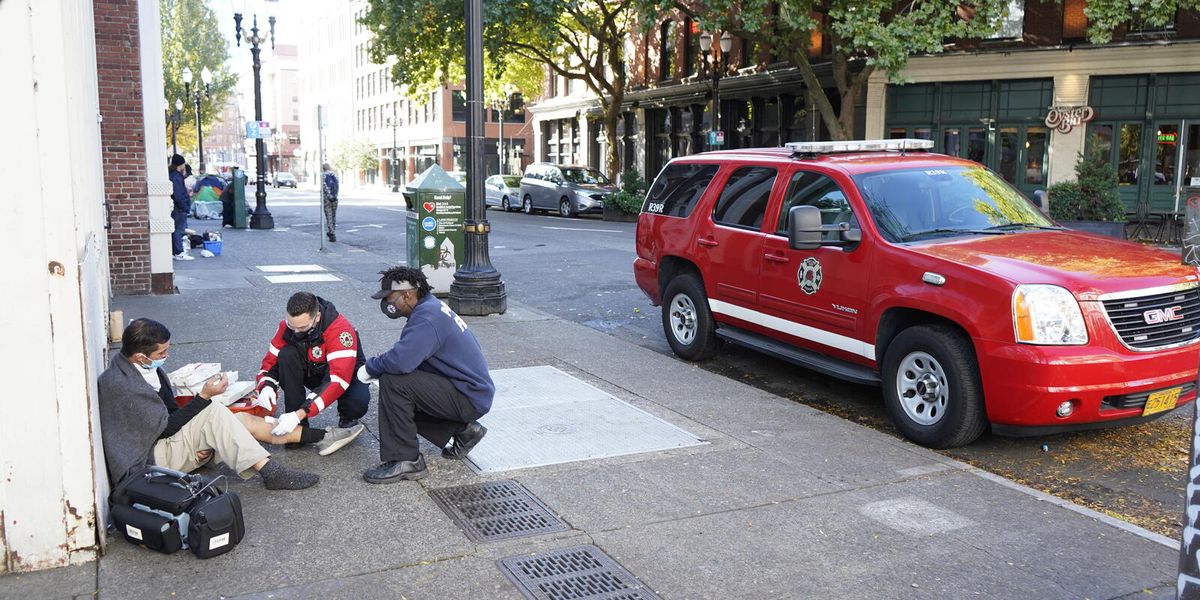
[785,138,935,154]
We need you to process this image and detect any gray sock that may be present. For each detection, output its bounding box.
[259,459,319,490]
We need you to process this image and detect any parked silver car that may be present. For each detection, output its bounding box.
[485,175,523,211]
[518,163,614,217]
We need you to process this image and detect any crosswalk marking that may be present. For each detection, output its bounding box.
[263,273,341,284]
[256,264,326,273]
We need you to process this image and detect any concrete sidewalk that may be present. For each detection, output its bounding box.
[0,222,1181,599]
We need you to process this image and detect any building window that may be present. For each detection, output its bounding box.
[1129,8,1178,34]
[452,90,467,121]
[684,19,697,77]
[659,20,675,81]
[987,0,1024,39]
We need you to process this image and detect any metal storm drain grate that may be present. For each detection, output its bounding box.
[498,545,662,600]
[428,480,569,542]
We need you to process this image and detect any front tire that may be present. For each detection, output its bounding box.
[661,274,719,361]
[559,197,576,218]
[501,196,511,212]
[523,195,534,215]
[881,325,987,448]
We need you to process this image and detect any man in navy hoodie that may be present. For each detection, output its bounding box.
[358,266,494,483]
[168,154,193,260]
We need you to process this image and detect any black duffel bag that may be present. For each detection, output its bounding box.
[110,465,245,558]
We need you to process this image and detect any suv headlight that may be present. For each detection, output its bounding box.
[1012,284,1088,345]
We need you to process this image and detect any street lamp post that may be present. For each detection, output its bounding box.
[234,9,276,230]
[387,105,400,192]
[448,0,506,315]
[168,98,183,156]
[699,32,732,150]
[182,66,212,172]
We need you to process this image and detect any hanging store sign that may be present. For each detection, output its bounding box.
[1044,106,1094,134]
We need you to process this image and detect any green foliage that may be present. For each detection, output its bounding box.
[362,0,634,178]
[160,0,237,155]
[638,0,1010,140]
[609,170,646,214]
[1083,0,1200,44]
[330,138,378,173]
[1048,139,1125,222]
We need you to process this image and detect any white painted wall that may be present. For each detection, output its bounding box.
[139,0,175,278]
[0,0,109,572]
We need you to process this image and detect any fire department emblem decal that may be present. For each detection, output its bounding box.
[797,257,823,295]
[339,332,354,348]
[311,346,323,360]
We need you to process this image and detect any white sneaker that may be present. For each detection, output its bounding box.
[315,424,365,456]
[173,252,195,261]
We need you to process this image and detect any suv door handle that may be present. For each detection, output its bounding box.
[697,237,719,248]
[763,253,789,263]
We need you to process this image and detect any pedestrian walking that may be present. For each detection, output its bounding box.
[322,163,339,242]
[358,267,494,483]
[169,154,193,261]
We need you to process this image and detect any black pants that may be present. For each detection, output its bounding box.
[377,370,484,462]
[276,345,370,425]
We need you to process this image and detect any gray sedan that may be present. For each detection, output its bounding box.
[485,175,523,211]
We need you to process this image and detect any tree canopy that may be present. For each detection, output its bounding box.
[1083,0,1200,43]
[330,137,378,173]
[362,0,636,177]
[160,0,237,157]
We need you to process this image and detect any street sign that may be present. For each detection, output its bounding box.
[245,120,273,139]
[708,130,725,146]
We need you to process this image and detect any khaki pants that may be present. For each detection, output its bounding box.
[153,403,270,479]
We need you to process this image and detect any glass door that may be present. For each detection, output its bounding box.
[1149,121,1183,214]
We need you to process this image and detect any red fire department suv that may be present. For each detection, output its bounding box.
[634,139,1200,448]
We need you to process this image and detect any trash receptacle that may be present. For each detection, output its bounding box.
[232,170,249,229]
[402,165,465,295]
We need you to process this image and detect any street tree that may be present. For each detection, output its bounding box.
[362,0,635,179]
[160,0,237,156]
[330,137,378,175]
[639,0,1010,140]
[1083,0,1199,43]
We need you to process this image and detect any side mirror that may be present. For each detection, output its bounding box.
[788,206,824,250]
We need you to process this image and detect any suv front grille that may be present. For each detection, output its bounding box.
[1101,382,1196,411]
[1100,285,1200,350]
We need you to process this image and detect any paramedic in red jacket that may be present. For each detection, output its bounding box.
[255,292,369,456]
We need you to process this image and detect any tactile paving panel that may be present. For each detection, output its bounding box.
[498,544,662,600]
[429,480,569,542]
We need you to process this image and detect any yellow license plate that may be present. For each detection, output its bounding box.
[1143,387,1183,416]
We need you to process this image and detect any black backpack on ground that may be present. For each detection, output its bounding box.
[110,465,245,558]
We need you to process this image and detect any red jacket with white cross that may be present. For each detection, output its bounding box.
[256,309,362,419]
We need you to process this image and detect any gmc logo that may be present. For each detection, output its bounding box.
[1144,306,1184,325]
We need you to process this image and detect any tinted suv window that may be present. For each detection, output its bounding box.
[643,163,719,217]
[713,166,776,229]
[776,171,856,237]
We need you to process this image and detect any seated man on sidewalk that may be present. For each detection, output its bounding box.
[98,318,318,490]
[358,267,494,484]
[254,292,368,456]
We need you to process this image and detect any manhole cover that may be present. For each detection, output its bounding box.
[498,544,662,600]
[429,480,569,542]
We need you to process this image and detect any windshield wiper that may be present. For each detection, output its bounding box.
[984,222,1065,231]
[901,228,1008,242]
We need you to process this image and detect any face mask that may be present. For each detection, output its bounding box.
[141,356,167,370]
[380,297,402,319]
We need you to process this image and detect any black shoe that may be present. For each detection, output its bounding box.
[363,455,427,484]
[441,422,487,459]
[327,232,336,242]
[338,417,360,429]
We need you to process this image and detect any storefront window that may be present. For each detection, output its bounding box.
[1025,127,1047,185]
[944,128,961,157]
[913,127,933,141]
[967,128,986,163]
[998,127,1018,183]
[889,128,907,139]
[1155,124,1179,185]
[1186,124,1200,185]
[1118,123,1143,185]
[1092,124,1114,161]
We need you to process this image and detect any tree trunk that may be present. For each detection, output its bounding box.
[603,91,623,180]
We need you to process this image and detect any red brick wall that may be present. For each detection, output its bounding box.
[94,0,152,295]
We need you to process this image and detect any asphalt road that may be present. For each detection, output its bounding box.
[262,186,1192,538]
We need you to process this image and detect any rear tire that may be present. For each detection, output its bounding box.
[661,274,719,361]
[523,195,533,215]
[559,197,576,218]
[881,325,987,448]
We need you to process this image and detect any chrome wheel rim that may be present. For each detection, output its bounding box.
[896,351,948,426]
[668,292,698,345]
